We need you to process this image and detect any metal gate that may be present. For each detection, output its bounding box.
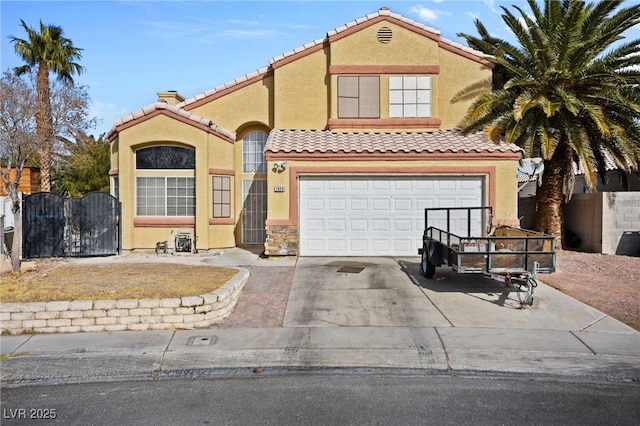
[23,192,120,258]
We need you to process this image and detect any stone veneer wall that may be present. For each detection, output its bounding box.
[265,224,298,256]
[0,269,249,335]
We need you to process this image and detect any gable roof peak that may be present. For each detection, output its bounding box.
[106,101,235,142]
[168,8,489,110]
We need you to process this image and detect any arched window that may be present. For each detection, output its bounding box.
[242,131,267,173]
[135,145,195,217]
[136,146,195,169]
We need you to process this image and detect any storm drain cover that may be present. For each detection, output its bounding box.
[337,266,365,274]
[187,336,216,346]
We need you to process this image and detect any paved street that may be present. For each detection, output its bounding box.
[2,375,640,426]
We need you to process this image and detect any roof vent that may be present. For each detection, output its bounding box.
[377,26,393,44]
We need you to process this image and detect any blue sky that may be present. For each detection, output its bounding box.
[2,1,638,137]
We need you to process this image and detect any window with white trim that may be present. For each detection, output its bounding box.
[389,75,431,118]
[212,175,231,218]
[136,177,195,216]
[242,131,267,173]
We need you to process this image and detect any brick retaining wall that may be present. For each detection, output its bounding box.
[0,268,249,335]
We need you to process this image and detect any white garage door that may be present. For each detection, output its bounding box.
[299,176,483,256]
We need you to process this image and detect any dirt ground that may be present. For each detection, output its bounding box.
[0,261,238,302]
[541,250,640,330]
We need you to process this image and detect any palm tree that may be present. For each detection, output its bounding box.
[9,20,84,192]
[458,0,640,249]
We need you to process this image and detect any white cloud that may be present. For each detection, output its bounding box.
[410,5,439,23]
[90,102,129,135]
[467,12,480,20]
[483,0,501,14]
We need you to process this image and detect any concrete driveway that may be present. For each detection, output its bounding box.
[284,257,635,333]
[283,257,449,327]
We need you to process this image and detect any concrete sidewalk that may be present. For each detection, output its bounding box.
[2,326,639,386]
[1,250,639,386]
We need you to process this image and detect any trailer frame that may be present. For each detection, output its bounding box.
[418,207,556,306]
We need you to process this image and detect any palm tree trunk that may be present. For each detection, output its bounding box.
[36,64,54,192]
[535,144,572,249]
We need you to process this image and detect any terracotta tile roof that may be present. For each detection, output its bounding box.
[517,149,626,184]
[106,101,235,141]
[265,129,522,155]
[178,7,488,109]
[325,8,486,58]
[108,8,490,138]
[573,148,622,175]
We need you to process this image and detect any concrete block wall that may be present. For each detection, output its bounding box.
[609,192,640,256]
[520,192,640,255]
[1,268,249,335]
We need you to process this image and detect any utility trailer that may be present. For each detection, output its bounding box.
[418,207,556,306]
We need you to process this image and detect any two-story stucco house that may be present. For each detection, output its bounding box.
[107,7,523,257]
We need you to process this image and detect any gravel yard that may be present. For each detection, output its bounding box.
[541,250,640,330]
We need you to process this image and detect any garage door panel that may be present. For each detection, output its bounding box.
[394,198,412,211]
[328,181,347,191]
[372,219,390,231]
[350,199,368,211]
[372,198,390,211]
[350,180,368,191]
[393,239,413,252]
[306,219,324,231]
[371,239,390,252]
[460,180,482,191]
[305,180,325,192]
[372,180,390,191]
[393,180,412,191]
[393,219,412,232]
[416,180,435,191]
[300,177,483,256]
[306,199,324,211]
[328,239,347,252]
[349,239,368,252]
[328,219,346,231]
[349,219,367,231]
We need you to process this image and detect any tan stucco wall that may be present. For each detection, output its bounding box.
[111,15,505,253]
[115,114,236,251]
[189,76,274,133]
[438,49,492,129]
[273,48,331,129]
[324,20,490,129]
[330,21,439,65]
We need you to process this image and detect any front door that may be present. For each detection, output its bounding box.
[242,179,267,244]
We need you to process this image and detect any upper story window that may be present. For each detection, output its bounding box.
[389,76,431,118]
[243,130,267,173]
[338,76,380,118]
[136,145,195,169]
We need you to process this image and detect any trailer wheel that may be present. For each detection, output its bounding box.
[421,245,436,279]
